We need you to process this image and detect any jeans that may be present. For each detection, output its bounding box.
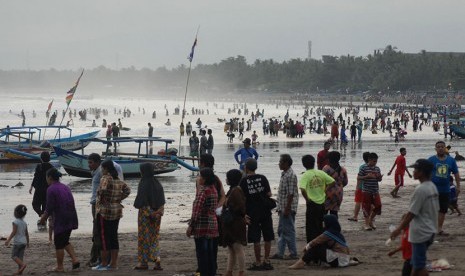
[194,237,217,276]
[277,212,297,256]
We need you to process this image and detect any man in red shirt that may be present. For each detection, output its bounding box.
[388,147,412,197]
[317,141,331,170]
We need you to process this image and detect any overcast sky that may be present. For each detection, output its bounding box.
[1,0,464,70]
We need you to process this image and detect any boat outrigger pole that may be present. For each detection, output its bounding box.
[178,26,200,154]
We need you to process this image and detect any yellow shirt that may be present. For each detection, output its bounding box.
[299,169,335,204]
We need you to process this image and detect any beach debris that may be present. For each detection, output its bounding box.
[12,182,24,188]
[427,258,451,272]
[0,184,8,188]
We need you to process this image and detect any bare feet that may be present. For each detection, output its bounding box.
[289,259,305,269]
[14,264,26,275]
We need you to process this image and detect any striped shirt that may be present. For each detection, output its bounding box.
[358,165,382,194]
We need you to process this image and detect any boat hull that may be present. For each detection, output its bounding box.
[54,147,179,178]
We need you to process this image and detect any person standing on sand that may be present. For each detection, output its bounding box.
[29,151,54,230]
[148,123,154,145]
[200,129,208,155]
[388,148,412,198]
[39,168,80,273]
[222,169,247,276]
[234,138,259,171]
[133,163,165,271]
[323,151,348,218]
[391,159,439,276]
[271,154,299,260]
[207,129,214,155]
[5,204,29,275]
[358,152,383,231]
[92,160,130,271]
[189,131,200,166]
[348,152,370,222]
[299,155,335,243]
[428,141,460,236]
[240,159,275,271]
[187,167,219,276]
[317,141,331,170]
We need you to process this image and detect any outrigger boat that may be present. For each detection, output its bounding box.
[0,126,100,163]
[53,137,199,178]
[0,126,100,151]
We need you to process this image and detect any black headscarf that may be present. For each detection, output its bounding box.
[323,214,347,247]
[133,163,165,210]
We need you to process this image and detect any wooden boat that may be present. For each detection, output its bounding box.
[0,126,100,151]
[53,137,198,178]
[450,124,465,139]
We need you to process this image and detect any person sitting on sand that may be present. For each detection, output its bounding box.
[165,119,171,126]
[289,214,355,269]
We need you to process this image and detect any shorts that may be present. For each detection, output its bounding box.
[247,213,274,243]
[362,192,382,218]
[54,230,72,250]
[411,234,434,270]
[438,193,450,214]
[354,188,363,203]
[12,244,26,260]
[394,173,404,187]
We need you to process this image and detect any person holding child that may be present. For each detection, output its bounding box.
[5,204,29,275]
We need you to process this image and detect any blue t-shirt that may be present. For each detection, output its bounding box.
[428,155,458,193]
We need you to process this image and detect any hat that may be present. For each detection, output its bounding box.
[245,158,257,171]
[243,138,251,145]
[412,159,434,174]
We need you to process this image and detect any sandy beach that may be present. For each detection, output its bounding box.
[1,183,465,276]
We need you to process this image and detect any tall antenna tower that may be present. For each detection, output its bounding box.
[308,41,312,59]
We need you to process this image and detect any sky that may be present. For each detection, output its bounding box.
[1,0,464,70]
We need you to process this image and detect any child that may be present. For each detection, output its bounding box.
[5,204,29,275]
[449,176,462,215]
[388,217,412,276]
[357,152,383,230]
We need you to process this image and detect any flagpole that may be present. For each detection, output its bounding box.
[178,26,200,155]
[42,100,53,139]
[54,70,84,140]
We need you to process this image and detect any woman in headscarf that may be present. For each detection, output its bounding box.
[133,163,165,270]
[222,169,246,276]
[289,214,351,269]
[322,151,348,217]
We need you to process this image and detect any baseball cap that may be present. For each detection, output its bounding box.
[243,138,251,145]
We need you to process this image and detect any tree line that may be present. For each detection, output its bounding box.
[1,45,465,93]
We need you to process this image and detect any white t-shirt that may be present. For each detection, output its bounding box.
[13,218,28,245]
[408,180,439,243]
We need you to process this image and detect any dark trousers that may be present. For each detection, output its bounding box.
[402,259,412,276]
[194,237,218,276]
[302,244,338,267]
[90,204,101,263]
[32,190,46,217]
[305,201,325,243]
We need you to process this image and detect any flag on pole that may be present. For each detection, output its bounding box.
[47,100,53,112]
[187,38,197,62]
[65,70,84,106]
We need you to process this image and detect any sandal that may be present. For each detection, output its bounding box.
[347,217,358,222]
[364,226,373,231]
[247,263,264,271]
[72,262,80,270]
[437,230,450,236]
[134,266,149,270]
